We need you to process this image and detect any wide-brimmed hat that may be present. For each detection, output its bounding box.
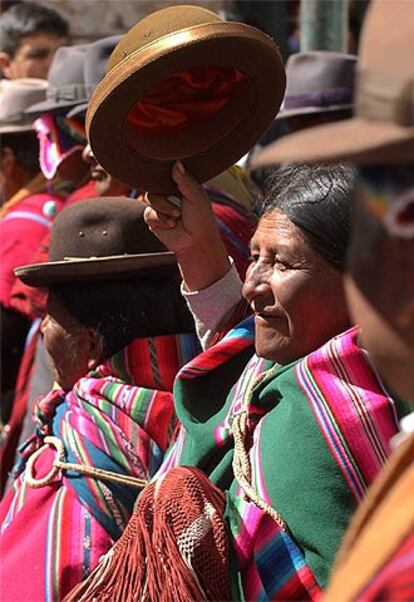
[276,51,356,119]
[86,4,286,194]
[253,0,414,168]
[14,197,176,287]
[0,78,48,133]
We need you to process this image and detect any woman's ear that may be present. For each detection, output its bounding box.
[85,327,104,370]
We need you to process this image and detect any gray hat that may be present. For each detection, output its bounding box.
[67,35,122,117]
[277,51,357,119]
[0,78,48,133]
[26,36,121,118]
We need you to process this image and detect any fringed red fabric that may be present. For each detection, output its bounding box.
[63,466,232,602]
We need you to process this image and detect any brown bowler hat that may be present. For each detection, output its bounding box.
[86,4,286,194]
[253,0,414,168]
[14,197,176,287]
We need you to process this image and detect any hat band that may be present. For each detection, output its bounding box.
[283,87,353,110]
[356,69,414,126]
[46,84,95,104]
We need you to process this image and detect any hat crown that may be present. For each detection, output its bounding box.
[285,51,356,97]
[0,78,48,124]
[84,35,123,90]
[359,0,414,80]
[49,197,167,262]
[108,5,221,73]
[355,0,414,125]
[47,45,88,88]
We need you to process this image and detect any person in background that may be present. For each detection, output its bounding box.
[244,50,356,188]
[0,78,64,426]
[0,1,69,79]
[249,0,414,598]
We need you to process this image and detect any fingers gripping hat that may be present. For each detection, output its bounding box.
[14,198,176,286]
[253,0,414,168]
[86,4,286,194]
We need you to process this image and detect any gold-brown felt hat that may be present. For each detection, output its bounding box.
[86,4,286,194]
[253,0,414,168]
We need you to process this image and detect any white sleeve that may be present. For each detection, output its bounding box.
[181,260,243,349]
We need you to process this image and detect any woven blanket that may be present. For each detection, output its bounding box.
[157,319,409,598]
[0,332,200,602]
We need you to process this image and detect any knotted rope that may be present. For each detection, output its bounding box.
[232,366,288,532]
[25,435,148,489]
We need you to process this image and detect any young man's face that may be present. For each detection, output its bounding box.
[345,167,414,403]
[1,32,68,79]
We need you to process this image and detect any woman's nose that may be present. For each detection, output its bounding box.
[242,262,272,303]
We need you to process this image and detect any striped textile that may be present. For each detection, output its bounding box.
[296,328,400,501]
[155,322,407,600]
[0,332,200,602]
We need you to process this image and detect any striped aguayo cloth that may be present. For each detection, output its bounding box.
[157,317,409,599]
[0,332,200,602]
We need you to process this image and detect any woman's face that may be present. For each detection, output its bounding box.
[41,293,98,391]
[242,208,350,364]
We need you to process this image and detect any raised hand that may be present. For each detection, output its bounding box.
[144,161,230,291]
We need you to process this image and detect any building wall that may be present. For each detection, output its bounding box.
[39,0,230,43]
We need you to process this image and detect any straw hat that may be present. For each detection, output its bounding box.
[0,78,48,133]
[14,197,176,287]
[86,4,286,194]
[253,0,414,168]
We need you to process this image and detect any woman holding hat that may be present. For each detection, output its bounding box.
[0,197,201,601]
[65,162,409,602]
[55,5,407,599]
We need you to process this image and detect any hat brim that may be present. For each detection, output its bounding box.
[252,117,414,167]
[0,123,34,134]
[25,99,87,117]
[276,103,353,120]
[87,21,285,194]
[67,102,88,118]
[14,251,177,287]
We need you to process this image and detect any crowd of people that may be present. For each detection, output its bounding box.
[0,1,413,601]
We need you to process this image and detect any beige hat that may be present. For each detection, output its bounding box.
[86,4,286,194]
[0,78,48,134]
[253,0,414,168]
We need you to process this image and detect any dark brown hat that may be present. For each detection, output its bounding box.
[86,4,286,194]
[253,0,414,168]
[14,197,176,286]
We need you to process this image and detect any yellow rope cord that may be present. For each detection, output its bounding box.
[25,435,148,489]
[231,366,288,532]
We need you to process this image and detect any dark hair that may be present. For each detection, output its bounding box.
[0,2,69,56]
[51,270,195,359]
[1,130,39,173]
[262,163,356,271]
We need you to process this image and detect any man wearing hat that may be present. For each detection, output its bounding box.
[0,197,201,601]
[245,50,357,177]
[0,78,65,423]
[252,0,414,598]
[0,37,126,489]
